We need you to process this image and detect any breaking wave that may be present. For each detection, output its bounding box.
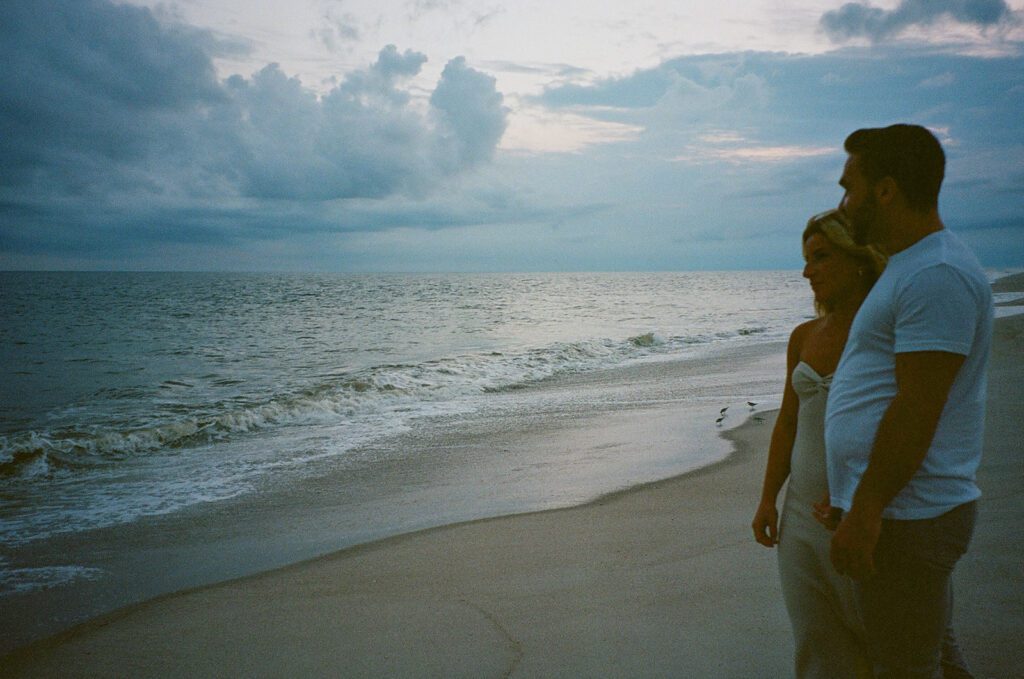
[0,326,766,482]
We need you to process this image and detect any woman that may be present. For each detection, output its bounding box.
[752,209,886,679]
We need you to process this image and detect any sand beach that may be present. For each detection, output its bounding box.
[3,296,1022,678]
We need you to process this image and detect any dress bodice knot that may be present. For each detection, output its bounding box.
[791,361,832,400]
[784,361,834,505]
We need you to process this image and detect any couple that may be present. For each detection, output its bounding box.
[753,125,994,678]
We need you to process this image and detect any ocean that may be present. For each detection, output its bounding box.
[0,270,816,648]
[0,271,814,539]
[2,269,1021,655]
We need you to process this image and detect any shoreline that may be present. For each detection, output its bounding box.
[0,338,788,654]
[4,408,795,678]
[4,312,1022,676]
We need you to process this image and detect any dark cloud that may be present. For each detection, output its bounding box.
[537,49,1024,149]
[1,0,1020,271]
[0,0,509,257]
[820,0,1014,43]
[0,186,603,267]
[530,47,1023,269]
[0,0,223,191]
[539,68,675,109]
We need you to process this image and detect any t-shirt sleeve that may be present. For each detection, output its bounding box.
[894,264,978,356]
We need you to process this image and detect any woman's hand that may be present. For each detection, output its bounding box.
[752,500,780,547]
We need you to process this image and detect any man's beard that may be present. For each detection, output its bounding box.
[849,194,879,246]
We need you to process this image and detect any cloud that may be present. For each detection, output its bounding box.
[537,68,673,109]
[219,47,508,201]
[820,0,1015,43]
[0,0,509,255]
[430,57,510,168]
[480,61,591,79]
[0,0,223,191]
[314,10,361,52]
[1,1,1021,271]
[674,144,835,164]
[530,53,782,156]
[0,179,606,269]
[536,49,1024,150]
[408,0,461,18]
[537,53,778,120]
[522,47,1022,268]
[405,0,503,32]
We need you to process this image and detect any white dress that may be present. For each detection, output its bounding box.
[778,361,870,679]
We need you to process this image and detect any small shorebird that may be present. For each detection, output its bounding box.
[719,406,729,415]
[747,401,757,409]
[715,416,725,426]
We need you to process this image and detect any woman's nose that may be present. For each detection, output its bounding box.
[803,262,812,278]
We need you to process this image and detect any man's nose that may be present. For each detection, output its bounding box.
[803,262,812,278]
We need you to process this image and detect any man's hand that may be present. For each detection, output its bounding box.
[812,492,842,531]
[829,506,882,580]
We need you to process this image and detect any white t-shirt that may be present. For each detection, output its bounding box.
[825,229,993,520]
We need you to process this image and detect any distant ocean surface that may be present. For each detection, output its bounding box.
[0,271,813,549]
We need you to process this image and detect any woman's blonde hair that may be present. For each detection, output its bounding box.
[802,209,887,316]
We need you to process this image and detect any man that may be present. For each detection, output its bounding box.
[824,124,993,678]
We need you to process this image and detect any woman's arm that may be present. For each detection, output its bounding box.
[751,321,809,547]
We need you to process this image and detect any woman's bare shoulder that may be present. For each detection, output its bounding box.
[789,317,823,347]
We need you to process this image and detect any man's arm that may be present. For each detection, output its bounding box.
[829,350,965,579]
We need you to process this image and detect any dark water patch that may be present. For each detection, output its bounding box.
[160,380,194,388]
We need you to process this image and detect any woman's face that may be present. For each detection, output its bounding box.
[802,232,863,309]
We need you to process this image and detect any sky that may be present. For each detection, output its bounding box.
[1,0,1022,272]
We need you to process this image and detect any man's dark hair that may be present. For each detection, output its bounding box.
[844,124,945,212]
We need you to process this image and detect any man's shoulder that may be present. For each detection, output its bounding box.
[896,263,988,307]
[930,229,986,275]
[894,230,988,293]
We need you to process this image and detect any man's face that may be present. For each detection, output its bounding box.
[838,154,881,246]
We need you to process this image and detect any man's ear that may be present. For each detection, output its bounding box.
[874,176,898,205]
